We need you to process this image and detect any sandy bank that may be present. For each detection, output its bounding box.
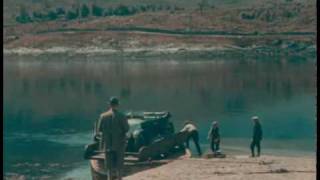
[124,155,316,180]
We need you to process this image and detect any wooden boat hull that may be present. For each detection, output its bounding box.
[88,131,190,180]
[90,159,110,180]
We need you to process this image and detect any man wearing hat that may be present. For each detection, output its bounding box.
[96,97,129,180]
[250,116,263,157]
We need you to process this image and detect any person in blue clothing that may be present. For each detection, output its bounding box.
[208,121,220,154]
[250,116,263,157]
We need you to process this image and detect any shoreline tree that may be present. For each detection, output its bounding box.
[66,8,79,20]
[92,4,104,17]
[16,6,32,23]
[198,0,209,15]
[81,4,90,18]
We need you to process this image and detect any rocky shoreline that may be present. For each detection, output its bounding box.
[3,43,316,59]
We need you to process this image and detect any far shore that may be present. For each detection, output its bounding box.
[3,45,316,59]
[3,46,227,55]
[3,0,316,58]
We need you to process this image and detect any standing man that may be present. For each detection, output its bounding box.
[207,121,220,154]
[180,120,202,156]
[96,97,129,180]
[250,116,263,157]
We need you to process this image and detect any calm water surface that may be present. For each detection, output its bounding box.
[3,54,316,179]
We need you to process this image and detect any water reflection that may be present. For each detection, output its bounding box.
[4,55,316,139]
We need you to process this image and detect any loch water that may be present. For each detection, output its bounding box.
[3,54,316,179]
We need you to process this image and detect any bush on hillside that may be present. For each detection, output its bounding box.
[92,4,104,17]
[81,4,90,18]
[140,5,147,12]
[16,7,33,23]
[283,11,296,18]
[150,5,156,12]
[241,12,255,20]
[32,11,45,21]
[129,6,138,14]
[66,9,79,20]
[113,5,132,16]
[157,5,163,11]
[47,10,58,20]
[104,8,114,16]
[56,7,65,15]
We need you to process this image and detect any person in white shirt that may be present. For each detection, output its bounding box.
[180,120,202,156]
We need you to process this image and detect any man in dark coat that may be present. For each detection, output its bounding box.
[250,116,263,157]
[96,97,129,180]
[208,121,220,153]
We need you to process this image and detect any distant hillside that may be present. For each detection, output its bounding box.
[4,0,316,33]
[5,0,313,24]
[3,0,316,56]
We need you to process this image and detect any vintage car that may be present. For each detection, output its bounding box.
[125,111,175,152]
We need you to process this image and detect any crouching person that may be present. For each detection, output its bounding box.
[180,120,202,156]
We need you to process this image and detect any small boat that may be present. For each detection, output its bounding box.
[84,111,191,180]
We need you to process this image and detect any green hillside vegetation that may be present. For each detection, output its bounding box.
[3,0,316,57]
[14,3,184,23]
[240,2,303,22]
[5,0,300,24]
